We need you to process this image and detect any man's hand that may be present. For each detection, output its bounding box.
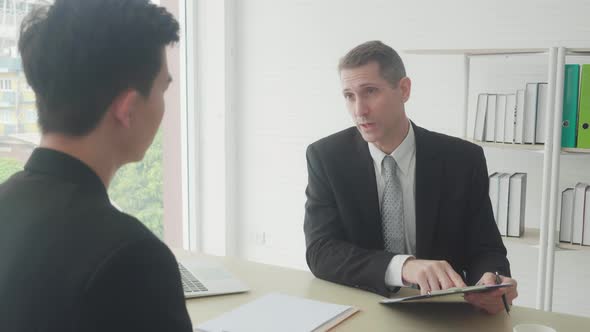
[401,258,467,295]
[464,273,518,315]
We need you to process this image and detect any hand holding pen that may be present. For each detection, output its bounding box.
[496,271,511,315]
[464,272,518,315]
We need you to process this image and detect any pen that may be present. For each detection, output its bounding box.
[495,271,510,315]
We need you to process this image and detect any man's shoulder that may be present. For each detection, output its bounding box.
[417,126,483,157]
[92,209,171,264]
[84,209,177,289]
[86,206,159,245]
[308,126,359,152]
[74,206,172,286]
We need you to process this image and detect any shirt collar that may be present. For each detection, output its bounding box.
[368,122,416,176]
[24,147,108,199]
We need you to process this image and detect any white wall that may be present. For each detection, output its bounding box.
[231,0,590,268]
[196,0,228,255]
[194,0,590,313]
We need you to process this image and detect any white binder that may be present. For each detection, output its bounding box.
[495,94,507,143]
[507,173,527,237]
[583,189,590,246]
[497,173,511,236]
[485,94,497,142]
[572,183,589,245]
[489,172,501,224]
[514,89,526,144]
[474,93,488,141]
[559,188,574,243]
[524,83,539,144]
[504,94,517,143]
[535,83,549,144]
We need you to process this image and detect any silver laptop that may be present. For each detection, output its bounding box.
[178,257,249,298]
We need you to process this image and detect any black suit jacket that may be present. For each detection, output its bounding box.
[0,148,192,332]
[304,123,510,297]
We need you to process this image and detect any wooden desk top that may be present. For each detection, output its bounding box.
[177,252,588,332]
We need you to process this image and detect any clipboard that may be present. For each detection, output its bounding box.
[380,283,512,304]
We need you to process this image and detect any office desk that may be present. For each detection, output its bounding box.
[177,252,589,331]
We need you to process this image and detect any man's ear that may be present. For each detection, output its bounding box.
[109,89,139,129]
[399,77,412,103]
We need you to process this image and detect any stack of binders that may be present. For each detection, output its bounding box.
[473,64,590,149]
[488,172,527,237]
[559,183,590,246]
[474,85,546,144]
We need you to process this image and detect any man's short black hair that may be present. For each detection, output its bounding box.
[18,0,180,136]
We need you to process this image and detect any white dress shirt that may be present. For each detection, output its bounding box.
[367,123,416,288]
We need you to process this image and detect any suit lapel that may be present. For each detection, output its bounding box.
[351,130,384,249]
[413,124,442,258]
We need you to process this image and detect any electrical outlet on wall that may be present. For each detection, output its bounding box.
[255,231,266,245]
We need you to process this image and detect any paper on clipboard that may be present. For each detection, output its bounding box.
[379,283,512,304]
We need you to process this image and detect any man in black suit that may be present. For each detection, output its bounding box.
[0,1,192,331]
[304,40,518,314]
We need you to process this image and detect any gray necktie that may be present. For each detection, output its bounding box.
[381,155,406,254]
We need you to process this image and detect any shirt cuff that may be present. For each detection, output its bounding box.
[384,255,415,287]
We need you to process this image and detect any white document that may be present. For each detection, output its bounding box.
[583,189,590,246]
[507,173,527,237]
[485,94,497,142]
[514,89,526,144]
[497,173,511,236]
[504,94,517,143]
[559,188,574,243]
[495,94,507,143]
[474,93,488,141]
[572,183,589,245]
[195,293,359,332]
[524,83,538,144]
[489,172,501,224]
[535,83,549,144]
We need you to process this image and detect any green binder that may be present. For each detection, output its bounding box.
[562,65,580,148]
[578,64,590,149]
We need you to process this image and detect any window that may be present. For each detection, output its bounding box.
[25,109,35,122]
[0,109,9,122]
[0,0,42,184]
[0,0,188,248]
[108,0,186,246]
[0,79,11,90]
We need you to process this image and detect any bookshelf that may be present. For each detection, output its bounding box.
[404,48,590,56]
[462,139,590,154]
[562,147,590,154]
[502,229,590,252]
[464,139,545,151]
[404,47,590,312]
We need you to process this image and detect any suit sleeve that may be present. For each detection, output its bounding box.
[464,146,511,285]
[304,144,395,297]
[77,238,192,332]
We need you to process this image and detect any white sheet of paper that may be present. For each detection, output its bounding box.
[195,292,357,332]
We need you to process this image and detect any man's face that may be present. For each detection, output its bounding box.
[340,61,410,146]
[129,49,172,161]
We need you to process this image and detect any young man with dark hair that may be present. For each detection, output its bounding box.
[0,1,192,330]
[304,40,518,315]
